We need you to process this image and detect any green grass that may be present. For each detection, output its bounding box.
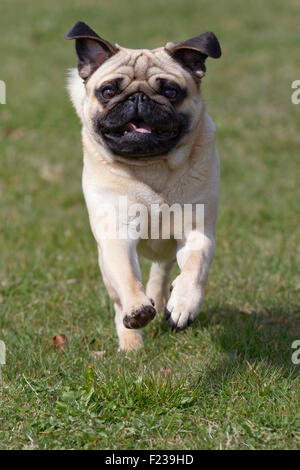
[0,0,300,450]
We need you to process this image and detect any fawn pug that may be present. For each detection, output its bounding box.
[65,21,221,351]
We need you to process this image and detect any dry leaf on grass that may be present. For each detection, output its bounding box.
[52,334,67,350]
[2,127,26,139]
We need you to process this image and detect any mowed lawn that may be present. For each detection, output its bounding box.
[0,0,300,450]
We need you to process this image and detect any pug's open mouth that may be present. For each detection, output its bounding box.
[99,121,182,158]
[120,119,177,137]
[123,119,152,135]
[95,116,186,158]
[105,118,179,139]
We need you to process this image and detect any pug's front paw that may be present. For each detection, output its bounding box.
[165,276,203,331]
[123,299,156,329]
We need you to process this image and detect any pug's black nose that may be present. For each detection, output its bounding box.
[128,92,147,102]
[128,92,148,107]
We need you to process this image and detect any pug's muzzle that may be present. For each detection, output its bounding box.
[93,92,189,158]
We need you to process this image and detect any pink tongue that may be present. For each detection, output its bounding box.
[126,122,152,134]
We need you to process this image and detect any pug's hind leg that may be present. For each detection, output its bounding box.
[114,302,143,351]
[146,261,174,311]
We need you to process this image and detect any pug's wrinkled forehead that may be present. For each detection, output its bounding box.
[92,47,186,86]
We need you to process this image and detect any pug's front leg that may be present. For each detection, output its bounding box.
[165,231,215,331]
[98,239,156,348]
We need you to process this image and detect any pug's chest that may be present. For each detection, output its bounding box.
[135,165,208,206]
[163,173,207,205]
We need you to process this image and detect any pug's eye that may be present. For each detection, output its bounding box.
[101,87,116,100]
[164,88,178,100]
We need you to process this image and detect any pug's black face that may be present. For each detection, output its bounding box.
[93,88,189,158]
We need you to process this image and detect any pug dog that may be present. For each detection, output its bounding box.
[65,21,221,351]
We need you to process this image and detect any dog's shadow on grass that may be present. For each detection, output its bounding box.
[153,303,300,380]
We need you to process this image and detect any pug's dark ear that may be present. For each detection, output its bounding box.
[65,21,119,80]
[165,32,221,80]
